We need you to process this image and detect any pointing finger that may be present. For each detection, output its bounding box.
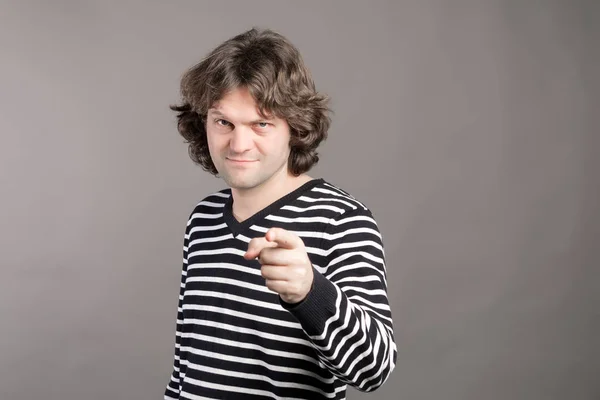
[244,237,277,260]
[265,228,303,250]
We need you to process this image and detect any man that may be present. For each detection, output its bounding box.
[165,28,396,399]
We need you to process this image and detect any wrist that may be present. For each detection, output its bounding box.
[280,277,314,305]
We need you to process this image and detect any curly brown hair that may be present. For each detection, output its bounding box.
[170,28,332,176]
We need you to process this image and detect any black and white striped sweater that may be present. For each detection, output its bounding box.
[164,178,396,399]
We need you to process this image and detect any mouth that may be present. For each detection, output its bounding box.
[226,158,257,164]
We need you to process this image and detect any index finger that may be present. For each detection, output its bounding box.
[244,236,277,260]
[265,227,303,250]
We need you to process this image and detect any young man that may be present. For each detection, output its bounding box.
[165,28,396,399]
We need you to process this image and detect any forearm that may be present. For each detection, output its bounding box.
[281,269,397,391]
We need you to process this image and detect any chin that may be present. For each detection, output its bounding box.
[222,175,263,190]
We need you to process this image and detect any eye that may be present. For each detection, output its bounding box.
[256,122,270,129]
[215,119,232,128]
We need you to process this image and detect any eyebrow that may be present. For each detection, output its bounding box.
[208,109,274,124]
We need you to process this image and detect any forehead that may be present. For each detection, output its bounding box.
[208,87,274,120]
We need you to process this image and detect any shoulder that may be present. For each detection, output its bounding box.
[303,180,382,235]
[310,181,384,248]
[185,188,232,225]
[309,180,373,216]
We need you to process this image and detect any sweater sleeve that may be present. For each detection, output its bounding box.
[281,207,397,392]
[164,222,191,399]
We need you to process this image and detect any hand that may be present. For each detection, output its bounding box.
[244,227,314,304]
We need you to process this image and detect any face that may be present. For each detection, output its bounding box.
[206,86,292,193]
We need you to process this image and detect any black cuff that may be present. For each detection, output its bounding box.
[279,267,338,336]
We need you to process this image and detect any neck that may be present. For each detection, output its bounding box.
[230,171,314,222]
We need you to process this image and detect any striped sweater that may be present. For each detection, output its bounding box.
[164,178,396,399]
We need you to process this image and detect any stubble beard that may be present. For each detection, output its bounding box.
[219,158,289,192]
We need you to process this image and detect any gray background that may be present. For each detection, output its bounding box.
[1,1,598,399]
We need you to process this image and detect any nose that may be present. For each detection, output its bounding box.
[229,126,254,154]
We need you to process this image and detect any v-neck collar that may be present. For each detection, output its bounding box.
[223,178,324,237]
